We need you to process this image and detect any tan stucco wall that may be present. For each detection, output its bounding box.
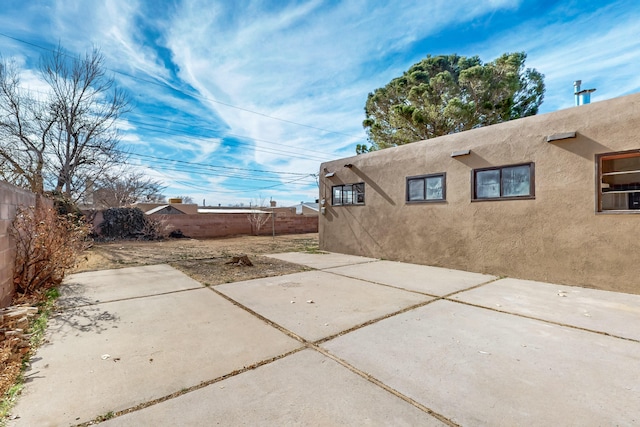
[319,92,640,293]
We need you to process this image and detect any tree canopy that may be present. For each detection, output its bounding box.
[0,46,129,201]
[359,52,545,152]
[92,170,166,208]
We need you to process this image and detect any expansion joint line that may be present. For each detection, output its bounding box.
[310,344,460,427]
[73,347,305,427]
[206,284,460,425]
[446,298,640,344]
[58,286,203,309]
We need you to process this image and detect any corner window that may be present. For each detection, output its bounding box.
[406,173,446,203]
[332,183,365,206]
[597,150,640,212]
[472,163,534,201]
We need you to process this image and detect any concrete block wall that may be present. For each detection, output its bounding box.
[0,182,38,307]
[154,213,318,239]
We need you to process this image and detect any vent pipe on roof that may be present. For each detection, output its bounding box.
[574,80,596,106]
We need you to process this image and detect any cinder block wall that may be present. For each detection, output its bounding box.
[0,182,38,307]
[154,212,318,238]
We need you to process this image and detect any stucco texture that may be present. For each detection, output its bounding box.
[319,92,640,294]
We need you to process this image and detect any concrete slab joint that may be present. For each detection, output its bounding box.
[10,254,640,426]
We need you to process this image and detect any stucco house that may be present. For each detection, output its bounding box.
[319,92,640,293]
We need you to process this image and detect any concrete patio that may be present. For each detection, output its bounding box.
[10,252,640,426]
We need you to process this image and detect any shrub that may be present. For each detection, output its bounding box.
[10,206,90,296]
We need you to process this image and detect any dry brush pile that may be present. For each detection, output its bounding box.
[11,206,90,295]
[98,207,164,240]
[1,204,90,403]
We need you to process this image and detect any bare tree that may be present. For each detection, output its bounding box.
[43,46,129,199]
[0,46,129,201]
[172,195,194,204]
[0,60,55,194]
[247,196,270,235]
[92,170,166,208]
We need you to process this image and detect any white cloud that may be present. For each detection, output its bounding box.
[467,1,640,111]
[4,0,637,206]
[163,0,521,173]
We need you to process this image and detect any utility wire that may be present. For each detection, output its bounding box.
[5,84,335,162]
[0,32,331,194]
[173,174,315,194]
[122,151,312,176]
[0,32,367,141]
[127,120,331,162]
[129,113,338,157]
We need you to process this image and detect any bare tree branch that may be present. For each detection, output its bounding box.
[0,45,130,203]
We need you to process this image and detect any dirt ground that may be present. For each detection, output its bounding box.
[73,233,320,286]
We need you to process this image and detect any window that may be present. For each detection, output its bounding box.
[472,163,535,201]
[332,183,365,206]
[406,173,446,203]
[597,150,640,212]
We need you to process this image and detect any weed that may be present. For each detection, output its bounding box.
[94,411,115,422]
[0,288,60,424]
[302,242,324,254]
[30,289,59,348]
[0,382,23,426]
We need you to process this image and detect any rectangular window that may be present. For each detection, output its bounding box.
[406,173,446,203]
[472,163,534,201]
[597,150,640,212]
[332,183,365,206]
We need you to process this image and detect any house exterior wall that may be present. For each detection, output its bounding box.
[319,92,640,293]
[0,182,40,307]
[301,205,319,216]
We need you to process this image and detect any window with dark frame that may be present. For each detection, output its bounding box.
[597,150,640,212]
[406,173,446,203]
[332,183,365,206]
[472,163,535,201]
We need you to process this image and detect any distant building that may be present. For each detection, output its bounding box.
[292,202,319,216]
[133,202,198,215]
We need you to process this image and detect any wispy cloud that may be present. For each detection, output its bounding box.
[0,0,638,206]
[468,1,640,111]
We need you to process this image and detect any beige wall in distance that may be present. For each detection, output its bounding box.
[319,92,640,293]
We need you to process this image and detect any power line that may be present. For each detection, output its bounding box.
[0,32,367,141]
[121,152,320,192]
[2,84,334,162]
[130,113,338,157]
[126,119,331,162]
[172,174,315,194]
[0,32,330,196]
[122,151,312,176]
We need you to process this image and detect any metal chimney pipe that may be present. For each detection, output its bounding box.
[574,80,596,106]
[574,80,582,106]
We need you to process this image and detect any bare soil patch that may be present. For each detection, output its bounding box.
[73,233,320,286]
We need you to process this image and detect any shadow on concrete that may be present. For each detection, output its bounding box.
[53,304,120,336]
[50,284,121,338]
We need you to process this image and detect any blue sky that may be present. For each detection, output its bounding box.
[1,0,639,206]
